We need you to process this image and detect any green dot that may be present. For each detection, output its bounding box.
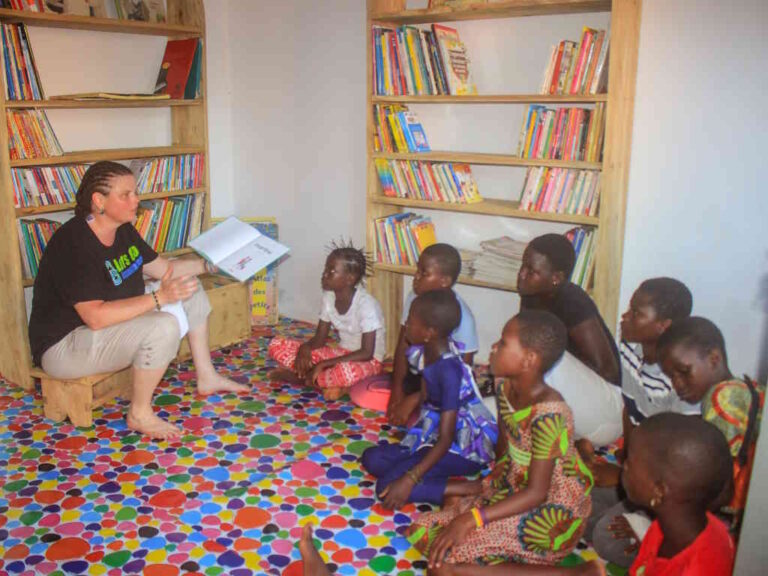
[177,447,193,458]
[225,486,247,498]
[261,534,275,543]
[115,507,137,521]
[4,480,27,492]
[205,567,224,576]
[24,535,38,545]
[20,511,42,526]
[181,435,198,443]
[103,550,131,567]
[370,555,396,573]
[22,449,40,459]
[191,401,205,409]
[155,394,181,406]
[295,504,314,516]
[347,440,374,456]
[250,434,280,449]
[94,504,108,513]
[245,496,259,505]
[294,442,311,452]
[122,435,140,445]
[338,506,352,517]
[295,487,318,498]
[237,400,266,412]
[168,474,190,483]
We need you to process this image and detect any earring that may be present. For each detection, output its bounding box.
[649,497,660,508]
[99,207,105,215]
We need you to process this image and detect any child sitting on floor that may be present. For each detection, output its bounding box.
[407,309,593,570]
[361,289,497,509]
[267,242,385,400]
[387,243,478,426]
[589,278,697,568]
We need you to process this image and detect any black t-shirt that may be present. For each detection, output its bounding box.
[28,216,158,365]
[521,282,620,384]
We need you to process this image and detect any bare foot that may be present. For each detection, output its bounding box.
[127,410,181,440]
[322,387,346,401]
[196,372,250,396]
[267,368,302,385]
[298,524,331,576]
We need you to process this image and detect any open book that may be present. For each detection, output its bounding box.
[188,216,289,282]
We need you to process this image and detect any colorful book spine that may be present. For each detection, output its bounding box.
[539,29,609,96]
[132,154,204,194]
[565,226,597,290]
[517,104,605,163]
[11,165,86,208]
[373,105,430,153]
[374,158,482,204]
[374,212,437,266]
[17,217,60,279]
[135,194,203,253]
[6,109,62,159]
[519,167,601,216]
[1,23,44,101]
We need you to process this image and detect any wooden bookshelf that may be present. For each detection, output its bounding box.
[366,0,641,354]
[375,262,517,292]
[0,0,212,390]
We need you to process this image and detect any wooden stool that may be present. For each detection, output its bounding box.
[32,367,132,428]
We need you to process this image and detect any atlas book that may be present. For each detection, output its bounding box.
[188,216,289,283]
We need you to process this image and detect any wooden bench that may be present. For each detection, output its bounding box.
[33,367,133,428]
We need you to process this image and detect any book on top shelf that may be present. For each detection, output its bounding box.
[432,24,477,95]
[540,29,610,96]
[153,38,201,100]
[1,23,45,101]
[188,216,290,283]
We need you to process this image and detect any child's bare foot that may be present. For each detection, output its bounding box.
[127,410,181,440]
[267,368,302,385]
[322,386,346,401]
[197,372,250,396]
[298,524,331,576]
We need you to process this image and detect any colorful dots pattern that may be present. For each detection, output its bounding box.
[0,319,622,575]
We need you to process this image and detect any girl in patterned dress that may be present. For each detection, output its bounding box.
[408,310,594,571]
[361,289,498,509]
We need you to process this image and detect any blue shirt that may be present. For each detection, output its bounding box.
[402,289,478,354]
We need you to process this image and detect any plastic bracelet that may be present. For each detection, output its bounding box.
[479,507,488,527]
[151,290,161,311]
[470,507,484,528]
[405,469,420,484]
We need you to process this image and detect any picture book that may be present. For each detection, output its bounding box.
[153,38,199,100]
[188,216,289,283]
[432,23,477,95]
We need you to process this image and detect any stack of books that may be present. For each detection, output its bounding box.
[375,159,482,204]
[372,23,476,96]
[6,109,63,159]
[373,105,430,153]
[567,226,597,290]
[518,167,600,216]
[540,28,610,95]
[472,236,527,286]
[1,23,44,101]
[516,104,605,163]
[17,218,60,278]
[374,212,437,266]
[11,165,86,208]
[130,154,204,195]
[134,194,204,253]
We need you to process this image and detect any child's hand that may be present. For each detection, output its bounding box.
[608,515,640,554]
[295,344,313,377]
[307,362,327,386]
[428,512,475,568]
[380,475,415,510]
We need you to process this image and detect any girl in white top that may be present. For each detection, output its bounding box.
[268,243,385,400]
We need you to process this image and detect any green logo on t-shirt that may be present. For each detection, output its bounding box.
[106,245,143,286]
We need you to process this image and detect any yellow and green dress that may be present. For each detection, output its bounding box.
[410,385,593,565]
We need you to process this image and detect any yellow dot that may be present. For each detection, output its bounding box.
[61,510,79,522]
[145,549,168,563]
[189,547,205,559]
[88,564,107,575]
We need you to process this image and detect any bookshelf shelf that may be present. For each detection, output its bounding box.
[372,195,599,225]
[372,94,608,104]
[10,145,205,168]
[5,98,204,109]
[366,0,641,354]
[374,262,517,293]
[14,187,208,217]
[371,0,611,24]
[373,151,602,170]
[0,0,213,389]
[0,8,201,37]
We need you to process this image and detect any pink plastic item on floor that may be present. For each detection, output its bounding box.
[349,373,392,412]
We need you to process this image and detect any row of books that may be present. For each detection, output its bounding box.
[567,226,596,290]
[373,104,430,153]
[1,23,43,101]
[11,164,86,208]
[372,23,476,96]
[134,193,204,254]
[519,167,600,216]
[375,159,481,204]
[516,104,605,163]
[17,217,59,278]
[540,28,610,96]
[374,212,437,267]
[6,109,62,159]
[1,0,167,23]
[130,154,204,195]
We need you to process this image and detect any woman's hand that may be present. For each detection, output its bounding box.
[156,265,198,305]
[380,475,415,510]
[428,512,475,568]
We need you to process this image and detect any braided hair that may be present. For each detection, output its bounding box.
[74,161,134,218]
[327,239,372,286]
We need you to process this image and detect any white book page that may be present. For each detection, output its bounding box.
[188,216,261,265]
[217,234,290,283]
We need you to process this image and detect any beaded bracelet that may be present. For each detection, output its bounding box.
[470,507,484,528]
[151,290,162,311]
